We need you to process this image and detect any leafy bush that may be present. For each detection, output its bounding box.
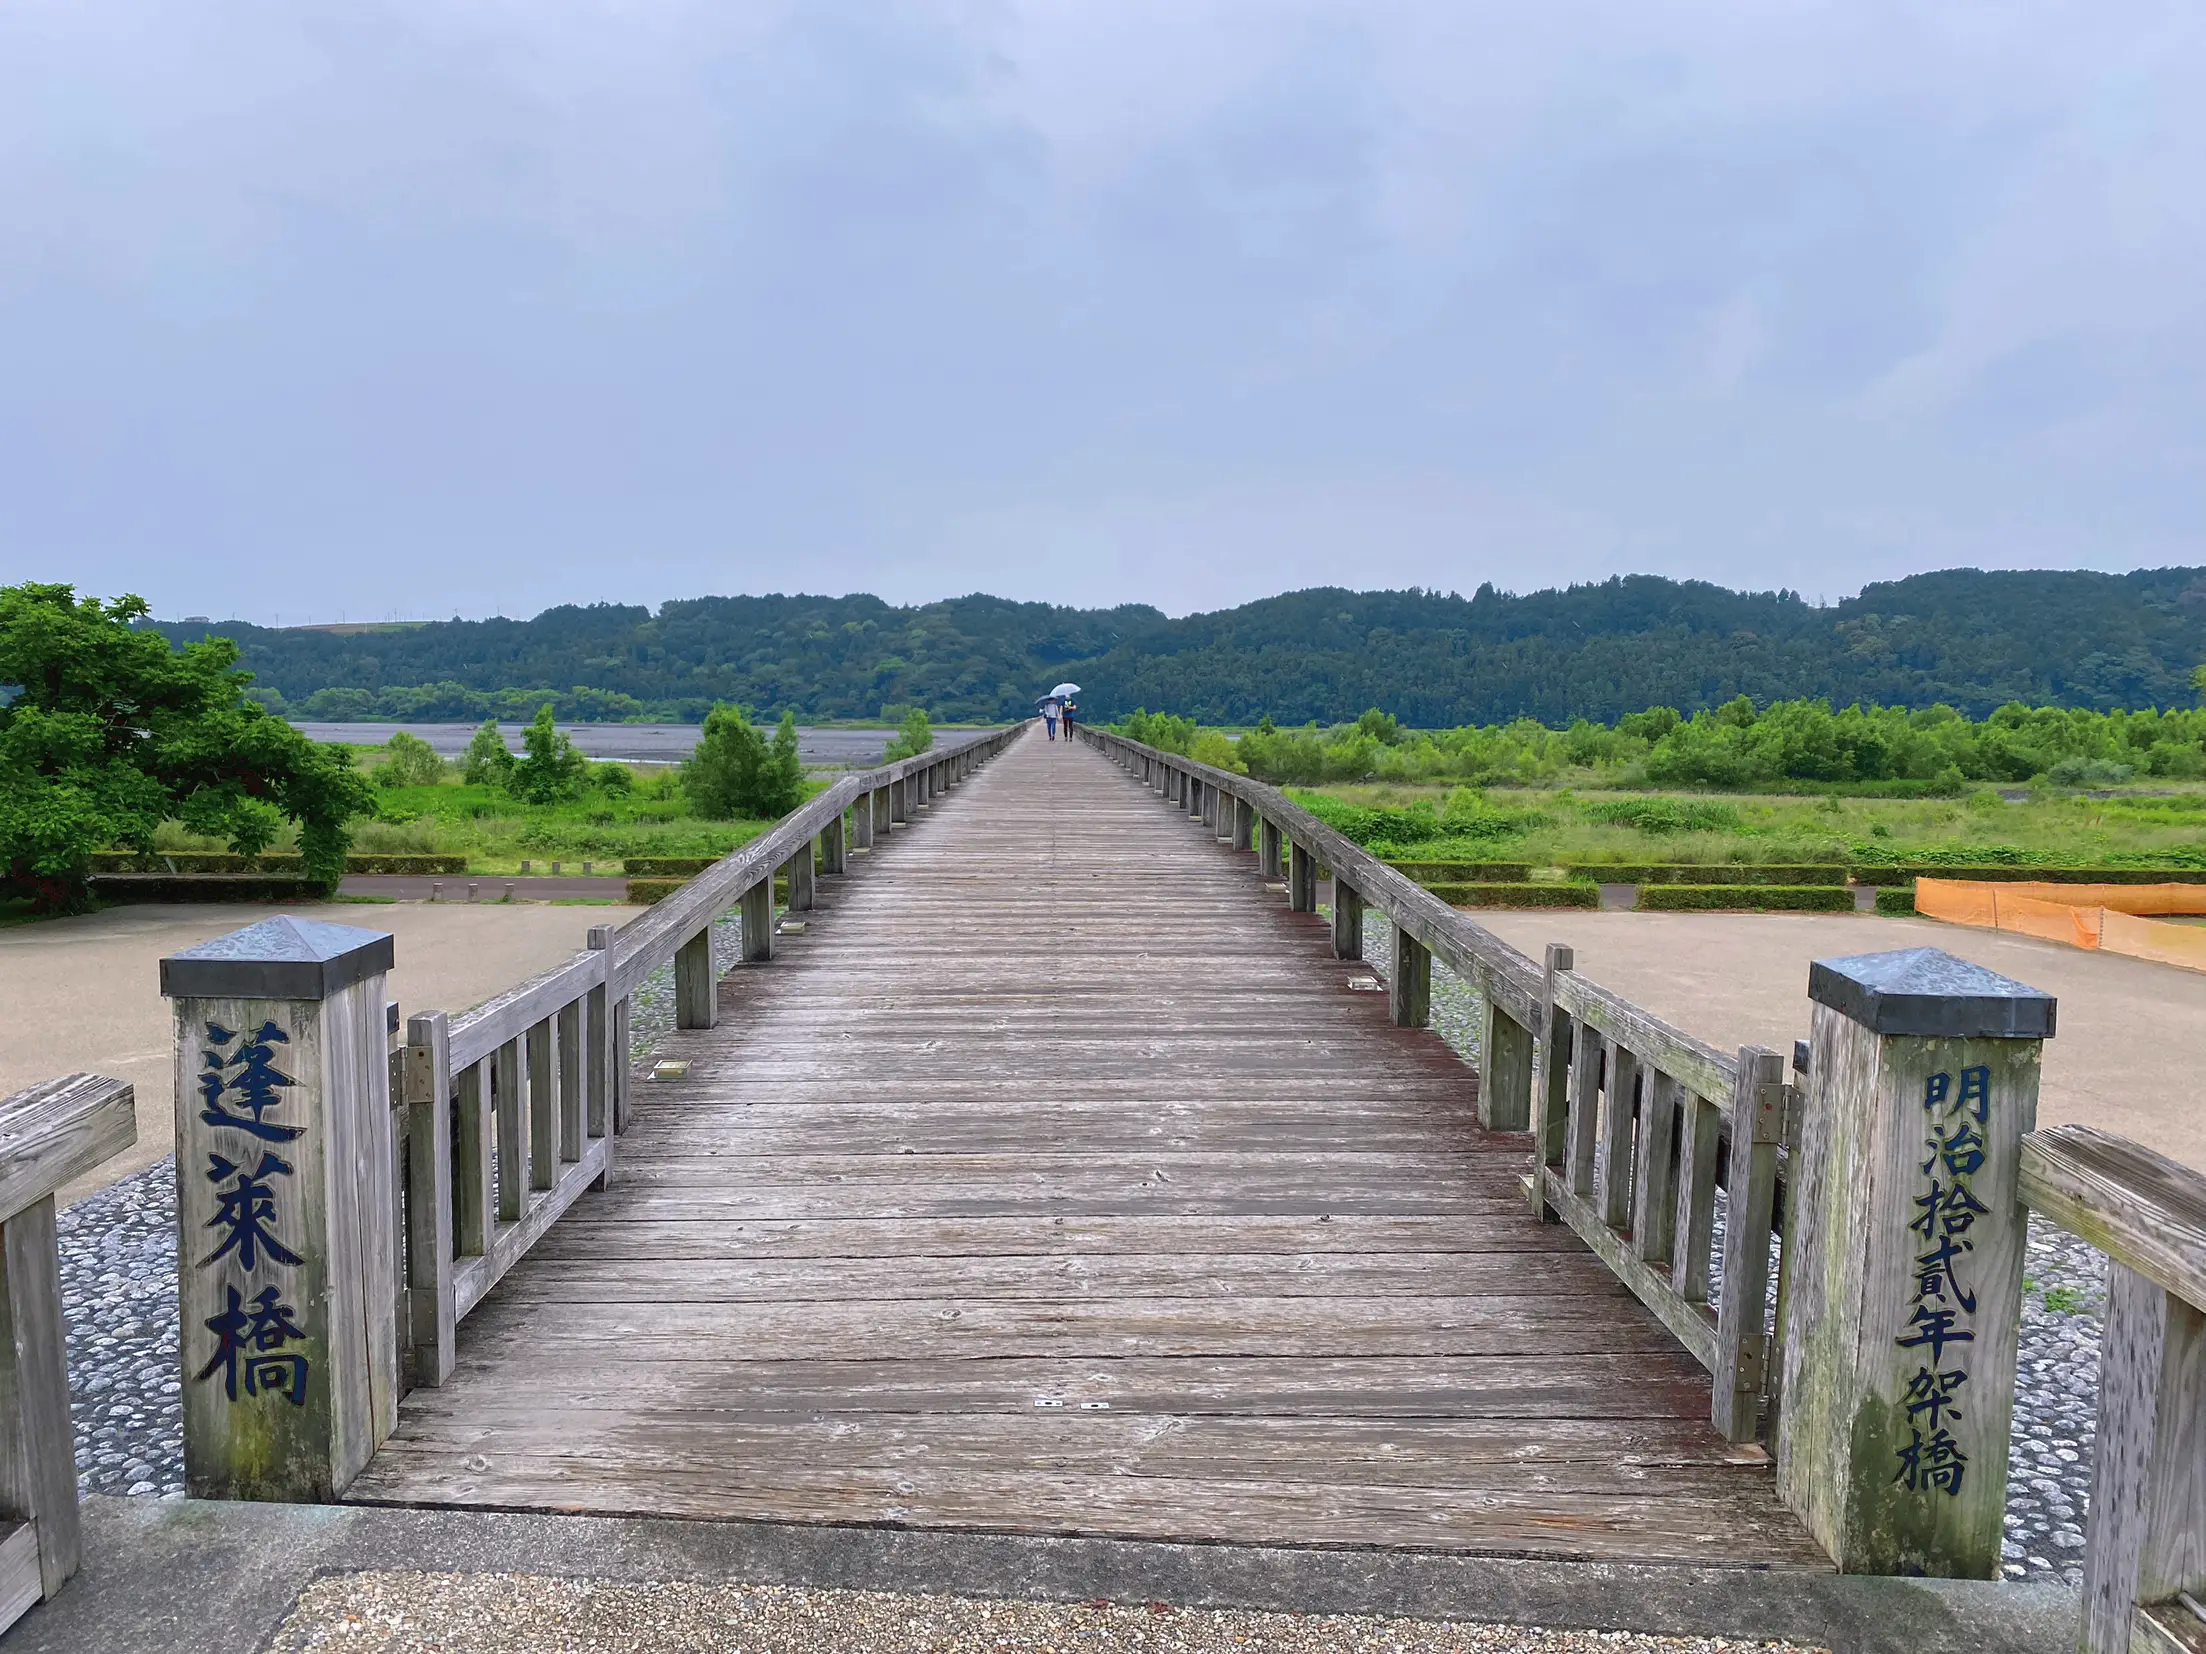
[0,583,373,909]
[509,703,591,804]
[1638,884,1856,912]
[883,706,933,762]
[462,719,515,787]
[683,704,804,819]
[1122,708,1195,754]
[1875,885,1919,914]
[1428,882,1599,909]
[2046,756,2135,786]
[1582,797,1744,834]
[376,730,446,788]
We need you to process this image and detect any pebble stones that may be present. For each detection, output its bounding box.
[55,1162,184,1500]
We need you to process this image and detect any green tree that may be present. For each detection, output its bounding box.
[508,703,588,804]
[377,730,445,788]
[682,704,805,819]
[462,719,515,788]
[882,706,933,762]
[0,583,373,911]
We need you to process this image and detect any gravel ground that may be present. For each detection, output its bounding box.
[265,1573,1826,1654]
[50,902,2104,1586]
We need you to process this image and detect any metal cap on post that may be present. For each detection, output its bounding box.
[160,916,401,1501]
[1777,947,2055,1577]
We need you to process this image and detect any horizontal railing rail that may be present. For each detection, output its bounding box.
[2020,1125,2205,1654]
[1079,726,1785,1442]
[393,723,1023,1390]
[0,1073,137,1630]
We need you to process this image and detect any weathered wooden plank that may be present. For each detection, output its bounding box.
[0,1074,136,1226]
[0,1523,39,1635]
[2023,1125,2206,1316]
[448,951,604,1071]
[453,1136,613,1322]
[0,1199,78,1595]
[347,1452,1828,1568]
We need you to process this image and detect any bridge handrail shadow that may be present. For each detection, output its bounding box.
[1083,726,2203,1636]
[390,725,1024,1389]
[0,1072,136,1630]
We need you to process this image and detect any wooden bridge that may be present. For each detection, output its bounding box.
[348,731,1822,1563]
[4,720,2201,1652]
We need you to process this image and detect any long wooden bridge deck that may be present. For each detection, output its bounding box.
[348,734,1829,1567]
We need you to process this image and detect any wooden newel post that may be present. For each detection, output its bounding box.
[821,810,848,875]
[1777,947,2054,1576]
[159,917,401,1501]
[741,879,774,963]
[787,844,816,911]
[1391,928,1430,1028]
[1232,797,1254,852]
[1288,842,1317,913]
[1478,998,1536,1131]
[676,925,717,1026]
[1331,880,1364,959]
[1259,818,1283,879]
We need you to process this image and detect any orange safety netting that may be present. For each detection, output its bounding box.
[1913,878,2206,972]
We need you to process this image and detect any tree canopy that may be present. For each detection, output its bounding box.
[152,568,2206,727]
[1,583,373,909]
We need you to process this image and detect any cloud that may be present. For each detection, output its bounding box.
[1,0,2201,620]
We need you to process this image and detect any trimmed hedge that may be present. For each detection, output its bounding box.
[90,873,327,903]
[89,851,466,875]
[1386,861,1533,883]
[1875,886,1919,915]
[1567,863,1849,886]
[1638,884,1856,913]
[623,857,718,877]
[1428,882,1599,909]
[1849,864,2206,887]
[624,878,687,905]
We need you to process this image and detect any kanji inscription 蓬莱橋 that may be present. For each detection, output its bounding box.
[192,1020,313,1407]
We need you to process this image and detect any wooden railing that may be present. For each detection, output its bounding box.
[1078,725,1789,1444]
[2020,1126,2205,1654]
[394,725,1022,1388]
[0,1074,136,1631]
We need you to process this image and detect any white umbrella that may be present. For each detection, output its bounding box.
[1050,682,1082,699]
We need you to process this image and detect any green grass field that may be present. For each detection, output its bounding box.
[1293,781,2206,870]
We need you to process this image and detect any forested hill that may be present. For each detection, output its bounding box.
[150,568,2206,726]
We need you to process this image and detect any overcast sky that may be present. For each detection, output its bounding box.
[3,0,2201,623]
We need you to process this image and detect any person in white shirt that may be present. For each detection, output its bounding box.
[1042,700,1059,739]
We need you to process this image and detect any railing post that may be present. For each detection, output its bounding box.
[1232,797,1254,852]
[159,916,401,1500]
[787,843,816,911]
[2082,1263,2205,1654]
[852,794,875,849]
[0,1199,78,1605]
[1259,817,1283,879]
[675,925,717,1027]
[1713,1047,1785,1443]
[1288,840,1316,912]
[1528,944,1575,1221]
[1478,999,1535,1130]
[1331,879,1364,959]
[1390,928,1431,1028]
[821,809,848,875]
[741,878,775,963]
[585,924,619,1148]
[894,775,911,822]
[400,1010,454,1388]
[1776,947,2054,1575]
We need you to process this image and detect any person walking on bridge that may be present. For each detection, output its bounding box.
[1041,700,1060,740]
